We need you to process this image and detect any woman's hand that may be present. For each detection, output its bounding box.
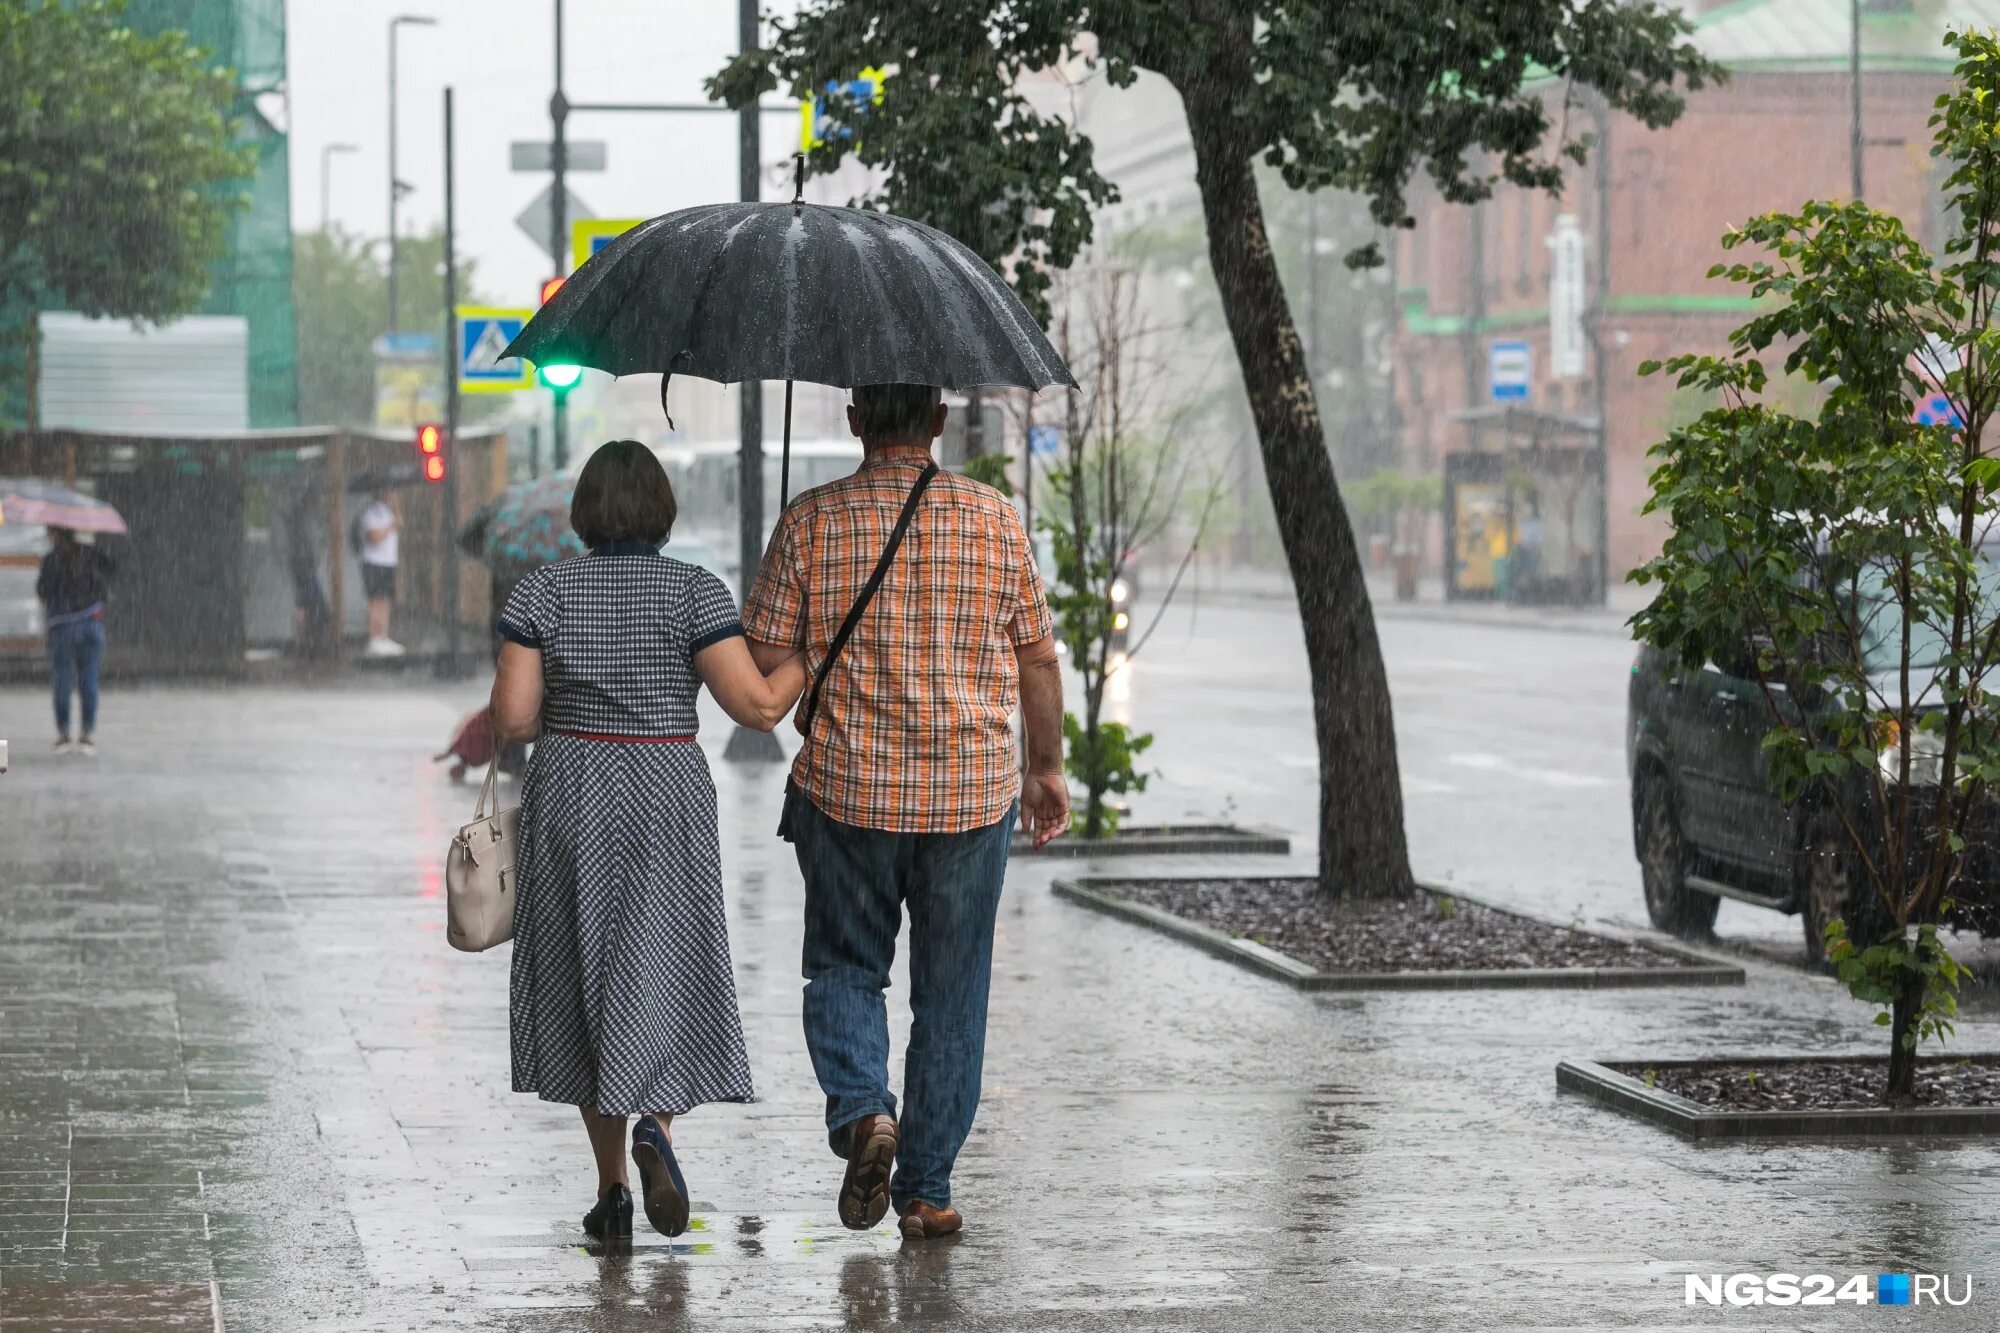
[491,641,545,742]
[695,636,804,731]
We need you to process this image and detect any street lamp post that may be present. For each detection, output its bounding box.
[320,142,357,235]
[387,14,436,335]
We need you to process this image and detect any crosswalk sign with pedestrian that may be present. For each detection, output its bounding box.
[457,307,535,393]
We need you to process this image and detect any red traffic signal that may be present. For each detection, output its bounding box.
[416,423,445,483]
[539,276,565,305]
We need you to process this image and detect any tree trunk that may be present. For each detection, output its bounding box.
[1183,93,1415,899]
[1885,962,1923,1106]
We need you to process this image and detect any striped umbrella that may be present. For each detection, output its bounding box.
[0,481,127,534]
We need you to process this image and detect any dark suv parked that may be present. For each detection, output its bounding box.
[1627,644,1999,960]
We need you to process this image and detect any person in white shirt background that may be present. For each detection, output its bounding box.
[359,487,404,657]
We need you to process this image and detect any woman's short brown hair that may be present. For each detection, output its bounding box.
[570,440,678,548]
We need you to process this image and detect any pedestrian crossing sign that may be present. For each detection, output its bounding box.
[457,307,534,393]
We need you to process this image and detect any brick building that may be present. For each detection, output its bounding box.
[1394,0,1995,594]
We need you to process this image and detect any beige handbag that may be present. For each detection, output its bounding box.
[446,758,520,952]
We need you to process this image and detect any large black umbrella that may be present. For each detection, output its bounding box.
[502,183,1075,505]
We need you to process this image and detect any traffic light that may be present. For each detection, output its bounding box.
[537,361,583,396]
[532,280,580,400]
[534,277,582,398]
[416,422,445,483]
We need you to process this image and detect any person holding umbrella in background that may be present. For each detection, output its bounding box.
[37,528,115,756]
[3,481,128,758]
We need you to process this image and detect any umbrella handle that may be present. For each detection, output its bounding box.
[780,379,794,511]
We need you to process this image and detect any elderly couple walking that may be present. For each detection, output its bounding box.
[489,384,1067,1245]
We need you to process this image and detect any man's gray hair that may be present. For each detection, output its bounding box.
[852,383,943,443]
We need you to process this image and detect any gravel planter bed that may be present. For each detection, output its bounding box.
[1643,1057,2000,1112]
[1011,823,1290,858]
[1558,1054,2000,1140]
[1055,876,1742,991]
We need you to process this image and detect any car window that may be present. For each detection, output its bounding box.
[1857,545,2000,672]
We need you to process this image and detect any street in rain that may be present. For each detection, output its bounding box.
[6,0,2000,1329]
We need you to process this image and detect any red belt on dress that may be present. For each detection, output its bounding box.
[546,729,697,744]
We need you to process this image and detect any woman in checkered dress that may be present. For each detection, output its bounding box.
[489,441,808,1242]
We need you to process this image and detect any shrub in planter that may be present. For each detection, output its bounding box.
[1630,28,2000,1104]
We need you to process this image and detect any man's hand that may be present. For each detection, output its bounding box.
[1022,770,1070,848]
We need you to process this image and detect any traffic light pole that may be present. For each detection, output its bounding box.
[549,0,570,469]
[721,0,784,763]
[438,84,466,679]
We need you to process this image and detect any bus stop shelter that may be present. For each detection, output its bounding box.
[0,426,507,674]
[1441,405,1607,607]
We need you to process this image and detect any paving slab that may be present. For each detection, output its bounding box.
[1,681,1998,1330]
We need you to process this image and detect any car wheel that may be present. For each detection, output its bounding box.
[1800,818,1886,968]
[1637,771,1720,938]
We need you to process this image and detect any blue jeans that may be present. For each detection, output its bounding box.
[790,792,1016,1212]
[49,618,105,736]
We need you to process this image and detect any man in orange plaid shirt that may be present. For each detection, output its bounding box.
[745,383,1067,1243]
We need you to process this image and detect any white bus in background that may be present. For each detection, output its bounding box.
[671,438,864,583]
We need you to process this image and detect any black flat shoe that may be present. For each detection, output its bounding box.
[631,1115,690,1238]
[583,1182,634,1240]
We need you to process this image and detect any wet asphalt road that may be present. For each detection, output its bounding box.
[3,596,1999,1330]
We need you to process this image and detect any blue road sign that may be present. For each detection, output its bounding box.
[1028,424,1060,457]
[1489,340,1532,403]
[457,307,534,393]
[372,331,438,360]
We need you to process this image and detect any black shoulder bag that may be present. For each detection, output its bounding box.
[777,461,939,842]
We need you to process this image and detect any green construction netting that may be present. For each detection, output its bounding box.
[126,0,286,94]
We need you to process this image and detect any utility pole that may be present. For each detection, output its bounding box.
[440,85,464,678]
[549,0,571,469]
[387,15,436,334]
[1850,0,1865,201]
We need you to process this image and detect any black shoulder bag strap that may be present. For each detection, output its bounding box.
[779,461,939,840]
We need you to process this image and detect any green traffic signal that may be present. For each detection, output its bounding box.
[537,361,583,393]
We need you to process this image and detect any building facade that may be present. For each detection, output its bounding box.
[1394,0,1994,582]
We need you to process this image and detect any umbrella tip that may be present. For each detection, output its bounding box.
[793,153,805,208]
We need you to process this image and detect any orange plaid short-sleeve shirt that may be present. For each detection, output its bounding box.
[742,449,1055,833]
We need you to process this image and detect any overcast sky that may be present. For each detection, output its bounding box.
[286,0,801,309]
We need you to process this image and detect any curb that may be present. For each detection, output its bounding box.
[1370,600,1638,641]
[1051,877,1746,991]
[1013,824,1291,859]
[1191,583,1641,640]
[1556,1055,2000,1140]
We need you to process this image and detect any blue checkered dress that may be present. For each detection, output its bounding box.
[498,544,754,1115]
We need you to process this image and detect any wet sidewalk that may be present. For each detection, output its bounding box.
[3,682,1999,1330]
